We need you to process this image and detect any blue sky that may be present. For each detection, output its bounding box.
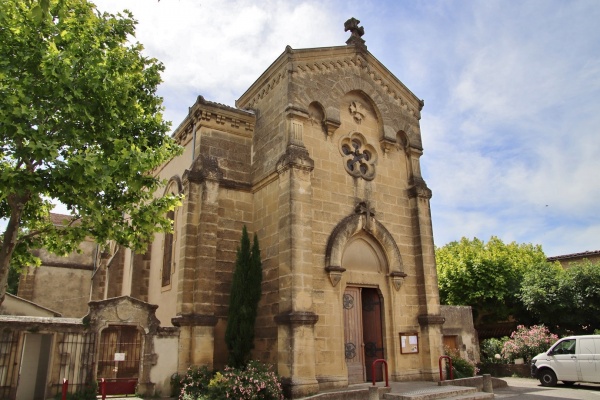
[82,1,600,256]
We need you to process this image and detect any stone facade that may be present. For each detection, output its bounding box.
[108,19,443,397]
[5,19,449,399]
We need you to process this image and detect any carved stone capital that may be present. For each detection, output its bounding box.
[276,144,315,174]
[389,271,408,291]
[408,177,432,199]
[171,313,218,327]
[274,311,319,326]
[324,118,341,139]
[183,155,223,185]
[325,265,346,287]
[379,138,396,156]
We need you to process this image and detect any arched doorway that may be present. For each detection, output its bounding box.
[341,234,386,384]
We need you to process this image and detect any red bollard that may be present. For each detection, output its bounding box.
[438,355,454,381]
[61,379,68,400]
[100,378,106,400]
[371,359,389,387]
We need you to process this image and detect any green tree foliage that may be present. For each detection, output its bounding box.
[225,226,263,368]
[7,265,20,295]
[0,0,182,304]
[521,260,600,333]
[436,236,547,325]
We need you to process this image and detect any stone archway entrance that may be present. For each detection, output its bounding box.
[343,287,384,384]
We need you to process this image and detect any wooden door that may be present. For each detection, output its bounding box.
[343,287,365,383]
[362,288,384,382]
[97,325,141,380]
[443,335,458,352]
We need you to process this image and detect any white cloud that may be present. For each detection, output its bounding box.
[6,0,595,257]
[93,0,343,125]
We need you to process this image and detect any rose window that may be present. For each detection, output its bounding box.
[339,133,377,180]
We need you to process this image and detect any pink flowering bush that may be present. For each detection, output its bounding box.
[207,361,284,400]
[501,325,558,363]
[171,365,212,399]
[174,361,284,400]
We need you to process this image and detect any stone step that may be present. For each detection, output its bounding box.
[431,394,494,400]
[383,385,493,400]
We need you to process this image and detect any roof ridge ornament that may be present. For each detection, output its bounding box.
[344,17,366,48]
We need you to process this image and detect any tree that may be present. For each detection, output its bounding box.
[225,226,263,368]
[435,236,547,325]
[7,264,20,295]
[0,0,182,304]
[521,260,600,334]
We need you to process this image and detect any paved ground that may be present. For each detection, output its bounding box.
[494,377,600,399]
[98,377,600,399]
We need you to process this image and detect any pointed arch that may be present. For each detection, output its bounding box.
[325,212,404,276]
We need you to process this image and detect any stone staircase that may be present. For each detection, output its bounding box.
[383,385,494,400]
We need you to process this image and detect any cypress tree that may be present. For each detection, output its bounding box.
[225,226,263,368]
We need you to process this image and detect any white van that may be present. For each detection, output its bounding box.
[531,335,600,386]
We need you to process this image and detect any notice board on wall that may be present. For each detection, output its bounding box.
[399,333,419,354]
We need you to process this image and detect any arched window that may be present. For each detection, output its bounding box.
[161,209,175,287]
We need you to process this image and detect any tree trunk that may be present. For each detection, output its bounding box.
[0,196,26,306]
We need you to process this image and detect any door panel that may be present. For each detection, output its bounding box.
[578,338,599,383]
[343,287,364,384]
[97,325,141,380]
[362,289,384,382]
[16,334,52,400]
[443,336,458,351]
[551,339,578,382]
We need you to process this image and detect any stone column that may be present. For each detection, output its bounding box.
[173,155,222,372]
[274,119,319,398]
[407,148,444,380]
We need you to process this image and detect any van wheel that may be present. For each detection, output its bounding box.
[539,370,557,387]
[562,381,575,386]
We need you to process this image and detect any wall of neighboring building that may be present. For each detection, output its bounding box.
[547,250,600,269]
[18,239,95,318]
[151,331,180,396]
[0,294,61,317]
[440,305,480,363]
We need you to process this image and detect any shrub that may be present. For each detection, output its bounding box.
[444,346,477,378]
[501,325,558,363]
[173,365,212,399]
[479,337,509,364]
[174,361,283,400]
[207,361,283,400]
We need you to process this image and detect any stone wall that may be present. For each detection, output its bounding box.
[18,238,95,318]
[441,305,479,363]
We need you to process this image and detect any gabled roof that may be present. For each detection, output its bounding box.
[235,22,423,120]
[547,250,600,262]
[0,293,62,317]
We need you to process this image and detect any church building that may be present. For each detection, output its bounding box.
[4,18,448,399]
[133,17,445,397]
